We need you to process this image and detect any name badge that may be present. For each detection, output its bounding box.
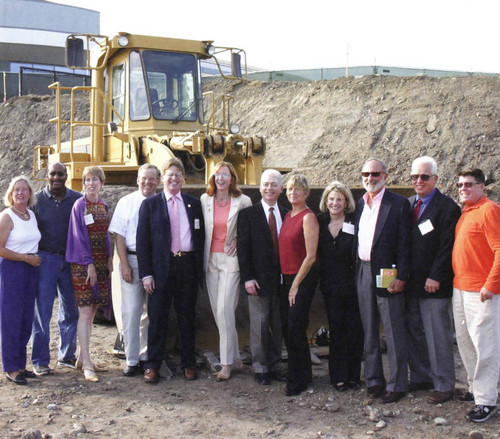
[194,219,200,230]
[84,213,94,225]
[342,222,355,235]
[418,219,434,235]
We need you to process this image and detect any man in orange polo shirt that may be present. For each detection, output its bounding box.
[452,168,500,423]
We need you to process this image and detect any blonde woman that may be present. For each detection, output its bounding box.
[66,166,112,382]
[0,176,41,385]
[201,162,251,381]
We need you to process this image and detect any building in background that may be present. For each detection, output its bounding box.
[0,0,99,99]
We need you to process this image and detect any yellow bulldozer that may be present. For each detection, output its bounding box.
[33,32,265,190]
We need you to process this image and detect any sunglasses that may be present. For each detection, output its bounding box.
[410,174,433,182]
[456,182,480,189]
[361,172,382,178]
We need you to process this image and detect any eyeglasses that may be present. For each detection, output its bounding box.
[165,172,183,179]
[215,173,231,179]
[456,182,480,189]
[410,174,433,182]
[361,172,382,178]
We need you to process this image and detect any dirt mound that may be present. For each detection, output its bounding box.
[210,75,500,201]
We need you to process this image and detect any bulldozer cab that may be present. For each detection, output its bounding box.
[34,33,264,191]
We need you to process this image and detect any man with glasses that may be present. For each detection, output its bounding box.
[109,164,160,377]
[452,168,500,423]
[406,156,461,404]
[136,158,204,384]
[31,162,82,375]
[354,158,411,403]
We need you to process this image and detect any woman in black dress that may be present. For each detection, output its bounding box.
[317,181,363,391]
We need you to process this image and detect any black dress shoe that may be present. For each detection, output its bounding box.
[348,380,362,390]
[123,365,140,377]
[380,391,404,404]
[455,389,474,402]
[255,373,271,385]
[20,370,37,379]
[6,372,27,385]
[334,382,349,392]
[269,370,287,382]
[367,385,385,398]
[408,381,434,392]
[285,384,307,396]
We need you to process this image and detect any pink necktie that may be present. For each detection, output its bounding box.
[170,196,181,253]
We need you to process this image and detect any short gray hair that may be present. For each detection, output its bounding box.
[411,156,438,175]
[362,158,387,173]
[260,169,283,187]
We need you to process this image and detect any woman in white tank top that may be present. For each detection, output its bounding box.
[0,176,41,385]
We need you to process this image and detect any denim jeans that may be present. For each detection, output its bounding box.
[31,251,78,366]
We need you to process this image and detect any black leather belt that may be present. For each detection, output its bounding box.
[170,251,194,258]
[127,250,137,255]
[39,247,65,256]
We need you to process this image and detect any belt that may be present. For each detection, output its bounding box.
[170,251,194,258]
[39,247,65,256]
[127,250,137,255]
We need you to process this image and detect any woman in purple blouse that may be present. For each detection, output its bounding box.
[66,166,112,382]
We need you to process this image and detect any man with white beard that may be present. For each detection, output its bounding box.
[354,158,411,404]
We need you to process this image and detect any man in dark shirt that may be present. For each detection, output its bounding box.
[31,162,82,376]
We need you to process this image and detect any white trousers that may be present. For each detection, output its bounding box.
[452,287,500,406]
[206,252,241,365]
[120,255,149,366]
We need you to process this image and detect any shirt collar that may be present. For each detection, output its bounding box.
[463,195,488,212]
[363,187,385,205]
[164,191,182,202]
[416,188,436,204]
[261,199,278,211]
[44,185,69,200]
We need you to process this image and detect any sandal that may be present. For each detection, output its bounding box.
[83,368,99,383]
[216,365,231,381]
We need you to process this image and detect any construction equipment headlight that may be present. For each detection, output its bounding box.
[118,35,129,47]
[230,124,240,134]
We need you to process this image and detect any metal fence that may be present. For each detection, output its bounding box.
[1,67,90,101]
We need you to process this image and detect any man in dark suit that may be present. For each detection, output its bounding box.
[237,169,288,385]
[406,156,461,404]
[136,157,204,383]
[354,158,411,403]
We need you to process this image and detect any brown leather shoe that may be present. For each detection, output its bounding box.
[144,368,159,384]
[380,391,404,404]
[427,391,453,404]
[184,367,198,380]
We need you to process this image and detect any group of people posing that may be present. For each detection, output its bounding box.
[0,155,498,424]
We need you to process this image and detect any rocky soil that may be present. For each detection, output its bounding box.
[0,75,499,438]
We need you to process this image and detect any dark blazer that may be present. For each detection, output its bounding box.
[136,191,204,289]
[317,212,356,296]
[408,189,461,299]
[237,202,288,297]
[354,189,411,297]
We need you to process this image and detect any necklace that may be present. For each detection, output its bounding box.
[11,206,29,219]
[329,217,344,226]
[215,196,230,207]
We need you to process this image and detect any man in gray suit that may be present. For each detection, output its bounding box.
[237,169,288,385]
[406,156,461,404]
[354,158,411,404]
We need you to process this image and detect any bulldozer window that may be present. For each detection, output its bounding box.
[111,63,125,122]
[129,51,151,120]
[142,51,198,122]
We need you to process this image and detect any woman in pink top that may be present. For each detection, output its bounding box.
[278,173,319,396]
[201,162,251,381]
